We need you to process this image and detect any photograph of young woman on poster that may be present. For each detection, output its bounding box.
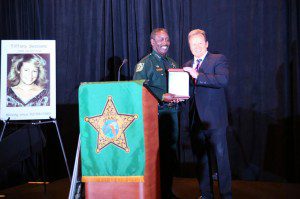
[6,54,50,107]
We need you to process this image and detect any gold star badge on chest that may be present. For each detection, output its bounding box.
[85,96,138,153]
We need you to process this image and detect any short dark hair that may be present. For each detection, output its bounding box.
[150,28,168,40]
[188,29,207,41]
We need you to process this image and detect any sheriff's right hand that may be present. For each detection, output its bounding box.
[162,93,176,103]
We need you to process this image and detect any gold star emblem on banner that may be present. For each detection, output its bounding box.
[85,96,138,153]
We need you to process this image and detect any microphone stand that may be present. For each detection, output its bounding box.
[117,59,128,81]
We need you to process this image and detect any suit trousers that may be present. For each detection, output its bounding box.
[191,126,232,199]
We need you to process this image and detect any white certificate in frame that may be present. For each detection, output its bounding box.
[168,69,190,99]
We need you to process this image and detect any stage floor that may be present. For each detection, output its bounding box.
[1,178,300,199]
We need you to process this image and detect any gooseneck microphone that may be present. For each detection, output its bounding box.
[117,58,128,81]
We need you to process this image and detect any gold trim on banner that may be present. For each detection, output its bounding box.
[82,176,144,182]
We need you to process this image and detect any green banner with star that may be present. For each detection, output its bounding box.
[79,80,145,182]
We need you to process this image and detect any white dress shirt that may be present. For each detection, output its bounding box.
[192,51,208,69]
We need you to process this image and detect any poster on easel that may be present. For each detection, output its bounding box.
[0,40,56,120]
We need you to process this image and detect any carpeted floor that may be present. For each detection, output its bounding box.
[1,178,300,199]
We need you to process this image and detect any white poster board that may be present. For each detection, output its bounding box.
[0,40,56,120]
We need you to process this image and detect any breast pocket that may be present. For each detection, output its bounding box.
[152,69,166,83]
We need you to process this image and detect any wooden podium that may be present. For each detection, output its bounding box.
[78,81,160,199]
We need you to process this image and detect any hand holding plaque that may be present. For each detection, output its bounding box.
[162,93,177,103]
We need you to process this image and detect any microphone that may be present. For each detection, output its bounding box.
[117,58,128,81]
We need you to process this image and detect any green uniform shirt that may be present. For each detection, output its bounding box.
[133,50,179,102]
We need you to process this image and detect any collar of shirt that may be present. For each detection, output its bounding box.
[152,50,166,60]
[192,51,208,69]
[152,50,172,69]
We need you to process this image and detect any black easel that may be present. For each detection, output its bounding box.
[0,117,71,185]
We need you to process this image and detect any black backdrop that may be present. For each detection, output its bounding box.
[0,0,299,184]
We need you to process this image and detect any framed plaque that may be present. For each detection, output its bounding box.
[168,68,189,99]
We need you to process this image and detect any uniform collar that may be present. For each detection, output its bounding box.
[152,50,167,60]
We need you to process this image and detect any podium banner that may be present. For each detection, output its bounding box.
[79,81,146,182]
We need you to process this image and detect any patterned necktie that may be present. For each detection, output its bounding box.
[195,59,202,71]
[194,59,202,85]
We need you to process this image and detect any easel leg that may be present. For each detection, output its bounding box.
[0,118,10,142]
[52,119,71,180]
[36,125,47,193]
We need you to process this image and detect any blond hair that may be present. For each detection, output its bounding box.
[7,54,48,87]
[188,29,207,41]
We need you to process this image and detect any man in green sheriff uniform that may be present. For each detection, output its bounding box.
[133,28,180,199]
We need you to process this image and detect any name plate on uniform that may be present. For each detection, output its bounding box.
[168,69,190,99]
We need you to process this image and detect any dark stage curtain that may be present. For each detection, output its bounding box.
[0,0,299,183]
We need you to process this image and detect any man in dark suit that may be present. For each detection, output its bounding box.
[183,29,232,199]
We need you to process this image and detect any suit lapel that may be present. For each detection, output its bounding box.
[198,52,210,72]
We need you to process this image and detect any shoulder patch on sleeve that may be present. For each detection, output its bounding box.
[136,63,144,72]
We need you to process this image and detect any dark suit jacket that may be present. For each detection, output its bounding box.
[183,52,229,130]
